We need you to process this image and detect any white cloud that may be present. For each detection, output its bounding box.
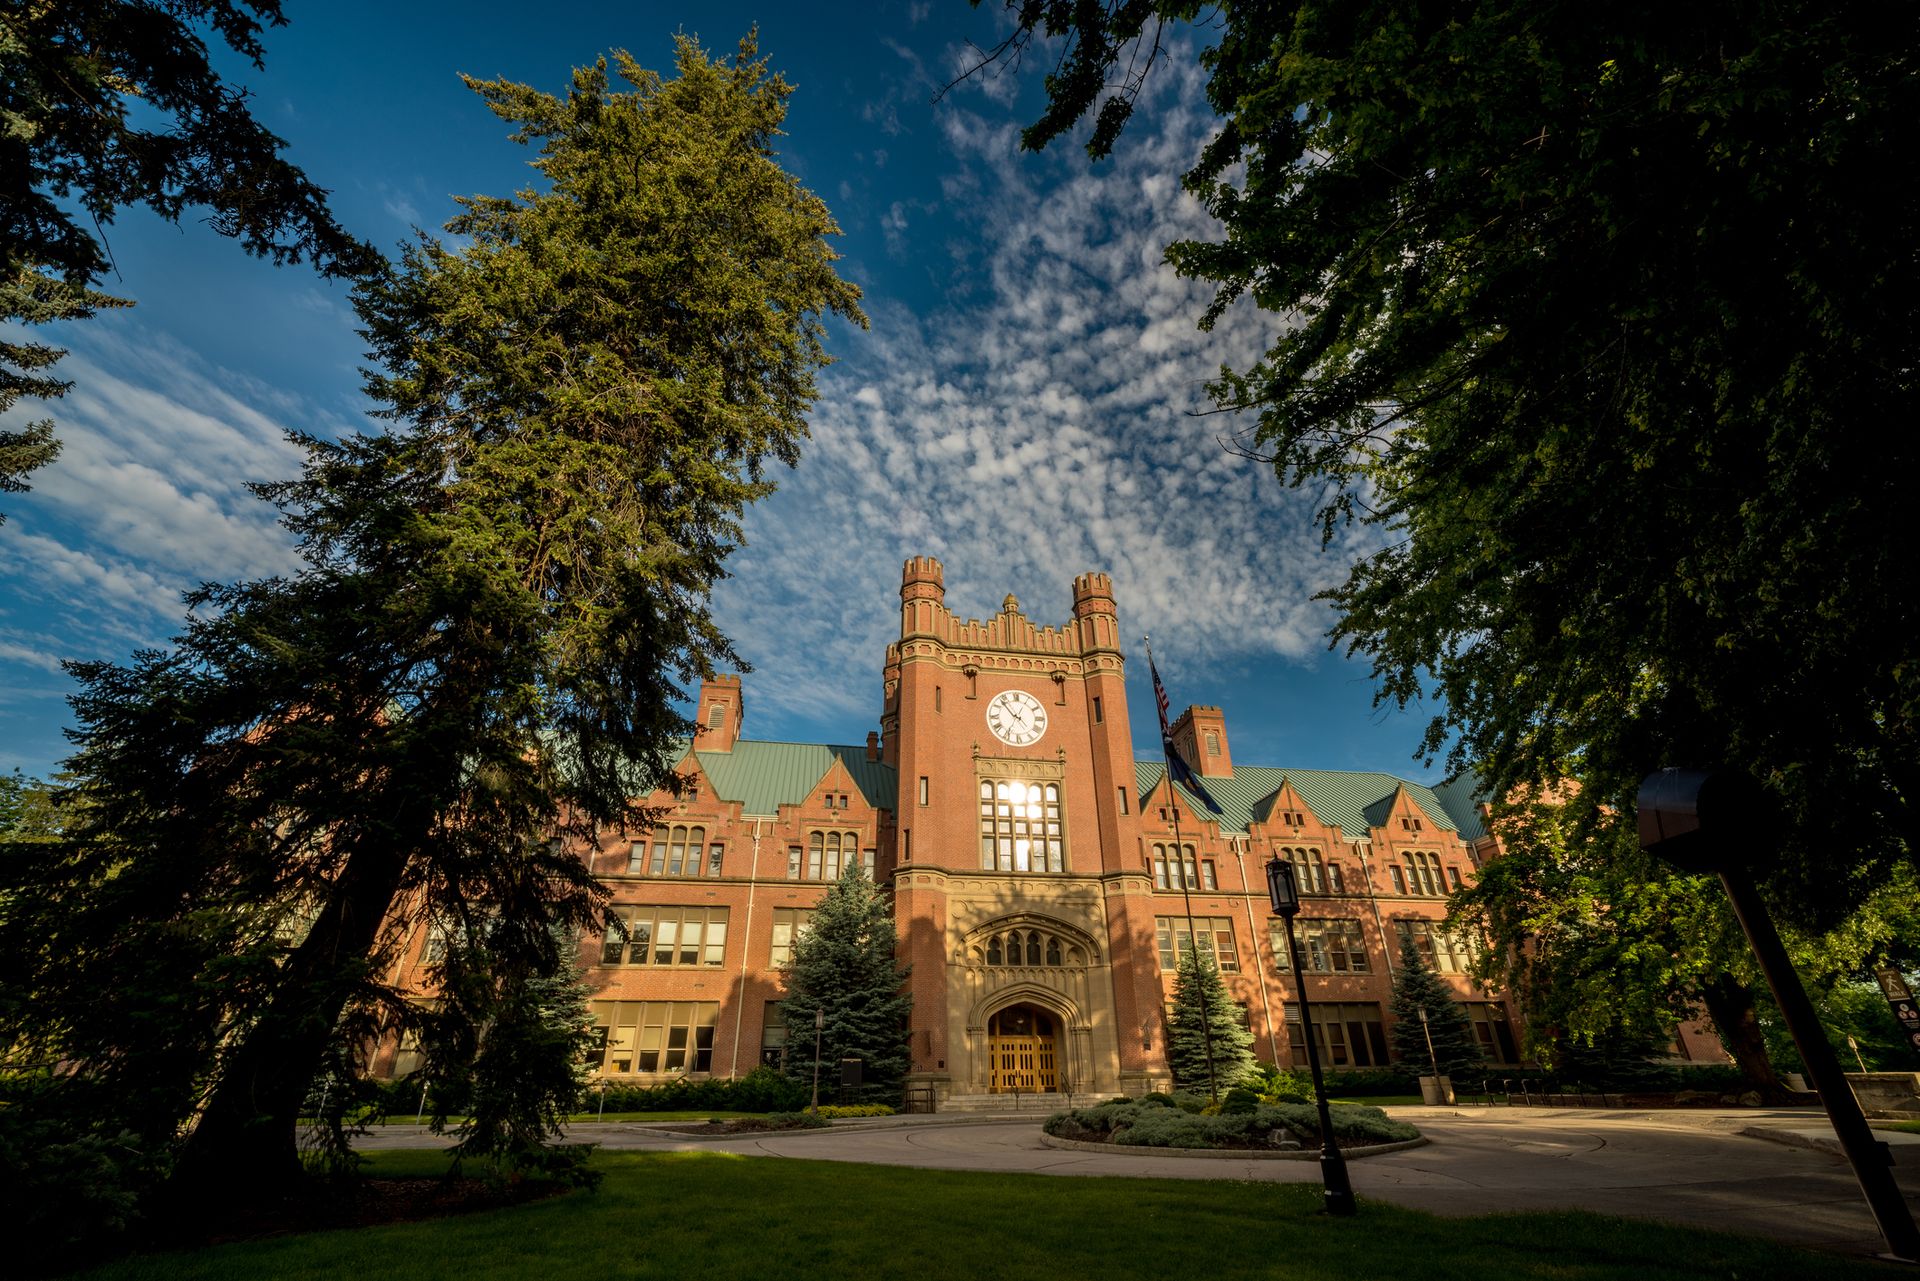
[718,52,1366,740]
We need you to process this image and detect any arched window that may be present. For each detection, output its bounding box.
[986,935,1003,966]
[1026,933,1042,965]
[1046,937,1062,966]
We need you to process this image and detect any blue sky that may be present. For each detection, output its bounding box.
[0,0,1446,783]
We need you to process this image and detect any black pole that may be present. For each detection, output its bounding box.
[1720,871,1919,1262]
[1280,913,1356,1216]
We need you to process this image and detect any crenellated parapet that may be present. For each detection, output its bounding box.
[892,556,1126,671]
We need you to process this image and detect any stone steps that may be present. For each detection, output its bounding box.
[937,1092,1078,1114]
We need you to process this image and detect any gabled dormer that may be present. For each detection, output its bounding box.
[1255,776,1323,839]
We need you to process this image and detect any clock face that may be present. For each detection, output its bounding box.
[986,689,1048,747]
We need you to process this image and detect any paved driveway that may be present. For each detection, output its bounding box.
[359,1106,1920,1260]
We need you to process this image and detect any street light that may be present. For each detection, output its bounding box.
[1266,855,1356,1217]
[1639,768,1918,1262]
[810,1008,825,1116]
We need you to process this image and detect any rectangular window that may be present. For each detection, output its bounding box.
[626,841,647,874]
[1328,862,1347,894]
[1205,730,1219,756]
[707,843,724,876]
[590,1001,719,1074]
[708,701,727,729]
[770,907,815,966]
[978,778,1065,873]
[1468,1002,1520,1063]
[1152,854,1169,889]
[863,849,876,878]
[1154,916,1238,973]
[1270,919,1371,974]
[1447,866,1463,891]
[1118,787,1129,815]
[1092,695,1103,722]
[935,685,943,712]
[787,846,802,879]
[1285,1002,1389,1068]
[601,907,729,968]
[1389,865,1407,895]
[1200,860,1217,891]
[1393,919,1476,973]
[919,776,929,806]
[760,1001,788,1069]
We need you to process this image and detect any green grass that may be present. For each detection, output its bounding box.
[80,1149,1897,1281]
[1878,1119,1920,1134]
[356,1110,770,1126]
[1328,1094,1425,1107]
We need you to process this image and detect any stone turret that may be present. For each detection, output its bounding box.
[901,556,946,604]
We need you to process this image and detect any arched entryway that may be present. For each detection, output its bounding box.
[987,1002,1060,1093]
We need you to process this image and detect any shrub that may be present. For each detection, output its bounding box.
[1221,1086,1262,1115]
[764,1111,829,1130]
[1042,1101,1419,1149]
[1139,1092,1175,1107]
[815,1103,894,1118]
[1322,1067,1419,1096]
[1170,1090,1208,1113]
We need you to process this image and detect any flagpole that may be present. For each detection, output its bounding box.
[1145,635,1220,1103]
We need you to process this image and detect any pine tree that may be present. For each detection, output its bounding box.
[1389,941,1486,1080]
[781,865,911,1103]
[1165,948,1255,1094]
[0,32,863,1204]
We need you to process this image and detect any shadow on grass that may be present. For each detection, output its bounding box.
[81,1148,1901,1281]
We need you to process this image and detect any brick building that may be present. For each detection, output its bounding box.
[389,557,1546,1101]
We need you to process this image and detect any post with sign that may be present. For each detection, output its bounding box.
[1638,769,1920,1263]
[1874,967,1920,1058]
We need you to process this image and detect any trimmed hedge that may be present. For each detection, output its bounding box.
[366,1065,812,1119]
[1044,1101,1419,1149]
[815,1104,895,1118]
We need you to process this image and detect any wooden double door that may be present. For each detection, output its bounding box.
[988,1003,1059,1093]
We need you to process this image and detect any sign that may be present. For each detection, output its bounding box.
[1873,966,1920,1054]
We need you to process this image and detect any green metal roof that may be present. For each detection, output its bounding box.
[688,740,897,815]
[1430,770,1491,841]
[1135,760,1458,840]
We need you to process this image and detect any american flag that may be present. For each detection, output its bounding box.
[1149,651,1221,813]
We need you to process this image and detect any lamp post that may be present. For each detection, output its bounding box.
[1267,855,1356,1217]
[810,1008,825,1116]
[1639,768,1919,1262]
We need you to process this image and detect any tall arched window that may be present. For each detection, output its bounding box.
[986,935,1003,966]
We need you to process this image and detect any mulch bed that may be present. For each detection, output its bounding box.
[152,1175,572,1248]
[1052,1126,1404,1152]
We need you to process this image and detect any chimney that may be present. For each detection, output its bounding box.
[694,675,742,752]
[1169,704,1233,777]
[866,730,881,762]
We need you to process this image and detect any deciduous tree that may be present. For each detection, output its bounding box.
[964,0,1918,931]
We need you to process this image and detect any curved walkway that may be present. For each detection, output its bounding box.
[358,1106,1920,1259]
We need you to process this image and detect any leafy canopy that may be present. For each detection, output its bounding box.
[0,1,378,514]
[969,0,1919,929]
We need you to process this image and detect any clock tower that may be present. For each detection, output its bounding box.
[883,558,1166,1101]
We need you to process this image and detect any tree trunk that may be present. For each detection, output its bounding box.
[1699,973,1792,1103]
[170,826,416,1199]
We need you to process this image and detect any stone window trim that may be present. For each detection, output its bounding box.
[599,905,729,968]
[1154,915,1239,973]
[590,1000,719,1075]
[963,913,1099,970]
[1269,918,1371,974]
[977,755,1067,874]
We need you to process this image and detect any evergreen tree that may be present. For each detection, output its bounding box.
[3,1,377,513]
[781,865,911,1102]
[0,31,863,1204]
[1165,948,1254,1094]
[1389,941,1485,1080]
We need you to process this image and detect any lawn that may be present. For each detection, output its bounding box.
[81,1149,1898,1281]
